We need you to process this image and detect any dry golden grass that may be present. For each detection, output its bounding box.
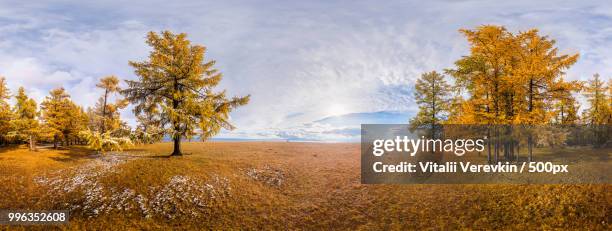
[0,142,610,230]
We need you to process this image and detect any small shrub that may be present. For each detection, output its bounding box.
[80,130,133,152]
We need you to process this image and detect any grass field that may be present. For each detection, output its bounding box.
[0,142,610,230]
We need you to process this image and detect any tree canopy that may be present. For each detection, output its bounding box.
[583,73,611,125]
[0,77,14,145]
[93,75,128,134]
[445,25,579,125]
[40,88,87,148]
[122,31,250,156]
[11,87,40,150]
[410,71,451,129]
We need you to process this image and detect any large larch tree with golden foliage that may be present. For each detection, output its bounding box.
[123,31,250,156]
[444,25,579,162]
[446,25,579,125]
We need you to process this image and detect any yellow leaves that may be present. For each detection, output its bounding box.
[38,87,90,145]
[80,130,133,152]
[96,75,121,92]
[582,74,611,124]
[93,75,129,134]
[446,100,479,124]
[15,87,38,119]
[125,31,250,147]
[464,26,513,53]
[0,78,12,140]
[0,76,10,101]
[450,25,580,125]
[10,87,41,143]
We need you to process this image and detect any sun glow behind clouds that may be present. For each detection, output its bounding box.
[326,103,348,117]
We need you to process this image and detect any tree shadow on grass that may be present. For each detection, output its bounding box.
[0,145,21,154]
[122,147,195,158]
[41,145,182,162]
[536,147,611,163]
[46,146,99,162]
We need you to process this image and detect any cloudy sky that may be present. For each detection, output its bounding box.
[0,0,610,141]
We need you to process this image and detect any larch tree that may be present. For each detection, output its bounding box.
[583,73,611,125]
[446,25,518,125]
[446,26,578,125]
[11,87,40,150]
[0,77,14,145]
[552,92,579,125]
[122,31,250,156]
[446,26,521,162]
[446,25,579,162]
[409,71,451,129]
[40,88,82,148]
[70,105,90,145]
[514,30,579,160]
[41,88,68,148]
[94,75,128,134]
[513,30,579,124]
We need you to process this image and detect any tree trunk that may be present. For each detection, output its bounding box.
[528,134,533,162]
[53,135,58,149]
[171,78,182,157]
[171,136,182,156]
[487,129,491,164]
[101,89,108,134]
[29,135,36,151]
[494,127,499,163]
[516,139,520,163]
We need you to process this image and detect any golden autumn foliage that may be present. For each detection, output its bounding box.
[10,87,40,150]
[0,31,248,154]
[445,25,580,125]
[93,75,128,134]
[583,73,611,125]
[78,75,133,152]
[0,77,13,145]
[79,130,133,152]
[123,31,250,156]
[408,26,608,162]
[40,88,89,148]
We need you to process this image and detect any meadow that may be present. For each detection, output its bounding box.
[0,142,610,230]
